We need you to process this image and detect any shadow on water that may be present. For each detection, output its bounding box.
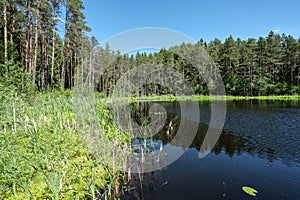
[121,100,300,200]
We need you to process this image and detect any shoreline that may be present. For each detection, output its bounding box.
[101,94,300,102]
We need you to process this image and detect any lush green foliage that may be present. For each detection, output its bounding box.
[0,91,130,199]
[98,32,300,97]
[1,0,299,96]
[0,0,93,90]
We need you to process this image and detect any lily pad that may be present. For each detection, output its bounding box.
[242,186,258,197]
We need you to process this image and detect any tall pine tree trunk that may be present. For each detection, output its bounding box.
[61,9,69,90]
[28,7,33,74]
[51,8,56,87]
[41,28,45,91]
[25,3,30,72]
[45,36,49,89]
[32,1,40,84]
[73,50,77,88]
[10,0,15,44]
[3,1,8,65]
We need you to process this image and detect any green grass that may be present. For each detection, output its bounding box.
[0,91,131,199]
[105,94,300,103]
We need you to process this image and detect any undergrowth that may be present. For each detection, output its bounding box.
[0,91,130,199]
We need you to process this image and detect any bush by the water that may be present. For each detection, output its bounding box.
[0,90,130,199]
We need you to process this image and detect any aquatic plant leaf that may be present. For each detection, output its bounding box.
[242,186,258,197]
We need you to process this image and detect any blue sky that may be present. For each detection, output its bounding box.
[82,0,300,44]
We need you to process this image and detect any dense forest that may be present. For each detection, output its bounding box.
[0,0,96,92]
[97,33,300,97]
[1,0,300,96]
[203,33,300,95]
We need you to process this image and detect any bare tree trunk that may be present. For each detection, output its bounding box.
[61,51,66,90]
[73,50,77,88]
[73,32,80,88]
[10,0,15,44]
[74,52,77,88]
[28,8,33,74]
[3,1,8,65]
[61,9,69,90]
[41,28,45,91]
[20,39,24,68]
[45,36,49,89]
[25,3,30,72]
[32,1,40,85]
[51,8,56,87]
[69,51,72,88]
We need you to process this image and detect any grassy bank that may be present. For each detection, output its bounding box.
[0,91,132,199]
[105,94,300,103]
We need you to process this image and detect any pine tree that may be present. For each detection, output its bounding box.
[3,0,8,65]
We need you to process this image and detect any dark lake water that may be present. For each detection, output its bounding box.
[121,100,300,200]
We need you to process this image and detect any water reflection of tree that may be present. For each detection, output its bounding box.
[130,102,298,166]
[123,105,298,199]
[151,114,291,165]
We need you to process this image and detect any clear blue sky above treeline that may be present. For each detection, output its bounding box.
[82,0,300,44]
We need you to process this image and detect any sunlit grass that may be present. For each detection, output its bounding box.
[103,94,300,102]
[0,91,129,199]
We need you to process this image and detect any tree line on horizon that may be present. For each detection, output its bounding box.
[1,0,299,96]
[203,32,300,95]
[97,31,300,96]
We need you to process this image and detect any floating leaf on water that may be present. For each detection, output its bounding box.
[242,186,258,197]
